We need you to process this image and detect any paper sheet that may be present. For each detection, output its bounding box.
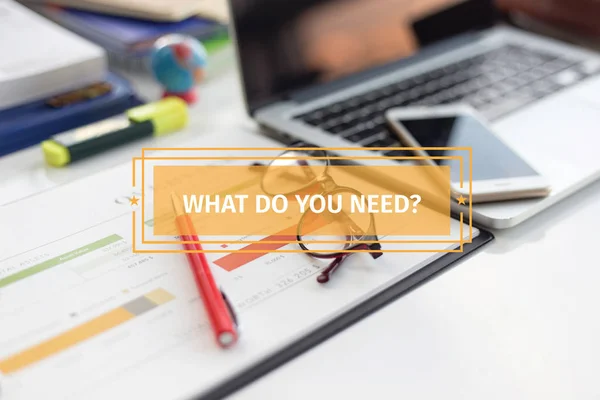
[0,152,477,400]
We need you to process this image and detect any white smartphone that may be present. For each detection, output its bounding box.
[385,105,551,203]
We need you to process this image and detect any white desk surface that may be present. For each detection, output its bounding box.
[232,180,600,400]
[2,48,599,400]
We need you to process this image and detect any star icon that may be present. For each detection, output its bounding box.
[457,195,467,205]
[130,196,140,206]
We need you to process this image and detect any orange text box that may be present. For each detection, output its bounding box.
[152,164,451,237]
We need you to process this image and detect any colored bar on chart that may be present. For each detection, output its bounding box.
[0,288,175,375]
[214,226,297,271]
[0,234,123,289]
[214,214,331,271]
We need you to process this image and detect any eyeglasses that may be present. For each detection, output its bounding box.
[260,148,382,283]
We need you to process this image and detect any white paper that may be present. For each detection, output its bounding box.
[0,150,478,400]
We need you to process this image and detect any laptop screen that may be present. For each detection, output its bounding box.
[229,0,500,114]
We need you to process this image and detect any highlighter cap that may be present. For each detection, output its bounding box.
[126,97,188,136]
[41,139,71,167]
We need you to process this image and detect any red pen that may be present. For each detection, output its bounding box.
[171,193,239,348]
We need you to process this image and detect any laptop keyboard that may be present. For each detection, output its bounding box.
[293,44,600,156]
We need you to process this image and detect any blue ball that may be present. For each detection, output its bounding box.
[150,34,208,93]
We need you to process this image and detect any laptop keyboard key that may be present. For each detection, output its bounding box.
[578,59,600,76]
[551,69,583,86]
[519,70,543,83]
[346,132,377,143]
[329,121,353,134]
[343,122,379,142]
[298,110,325,126]
[464,94,488,108]
[365,134,399,148]
[384,149,411,158]
[545,58,575,72]
[528,80,561,97]
[480,94,536,120]
[319,118,340,131]
[374,98,394,112]
[504,76,530,88]
[488,82,516,97]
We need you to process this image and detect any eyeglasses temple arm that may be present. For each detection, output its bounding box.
[317,256,344,284]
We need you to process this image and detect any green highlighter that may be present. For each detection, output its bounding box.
[42,97,188,167]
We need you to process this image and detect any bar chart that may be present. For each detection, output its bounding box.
[213,214,332,271]
[0,288,175,375]
[213,225,297,271]
[0,234,123,289]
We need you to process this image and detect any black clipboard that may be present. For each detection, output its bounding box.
[194,226,494,400]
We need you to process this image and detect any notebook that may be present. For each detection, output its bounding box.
[0,0,106,110]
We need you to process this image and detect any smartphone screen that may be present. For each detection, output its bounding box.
[397,115,540,182]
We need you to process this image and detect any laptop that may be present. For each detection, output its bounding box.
[227,0,600,229]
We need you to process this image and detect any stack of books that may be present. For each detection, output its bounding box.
[2,0,230,155]
[21,0,230,71]
[0,0,141,156]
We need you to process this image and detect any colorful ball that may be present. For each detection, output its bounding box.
[150,34,208,94]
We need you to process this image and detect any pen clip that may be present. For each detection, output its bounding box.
[220,288,240,331]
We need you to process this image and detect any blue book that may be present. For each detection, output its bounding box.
[35,6,227,55]
[0,73,141,157]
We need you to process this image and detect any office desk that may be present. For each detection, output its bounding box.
[231,180,600,400]
[1,47,599,400]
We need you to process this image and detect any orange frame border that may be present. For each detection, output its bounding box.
[137,157,463,244]
[131,147,472,253]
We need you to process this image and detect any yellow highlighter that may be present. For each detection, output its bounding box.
[42,97,188,167]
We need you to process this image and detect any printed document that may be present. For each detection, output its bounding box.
[0,153,478,400]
